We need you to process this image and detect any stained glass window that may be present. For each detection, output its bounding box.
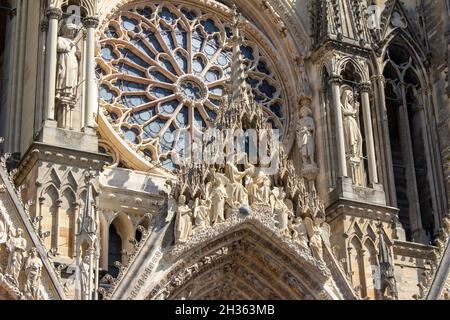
[97,3,286,170]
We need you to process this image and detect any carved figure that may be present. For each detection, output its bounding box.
[56,22,81,100]
[175,195,194,244]
[224,161,248,206]
[210,175,228,225]
[270,187,293,237]
[296,103,316,165]
[341,85,365,185]
[6,228,27,285]
[24,248,43,300]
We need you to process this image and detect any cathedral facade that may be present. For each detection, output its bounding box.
[0,0,449,300]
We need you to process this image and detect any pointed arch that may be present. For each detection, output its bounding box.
[59,187,77,257]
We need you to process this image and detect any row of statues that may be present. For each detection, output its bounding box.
[0,223,43,300]
[168,153,331,262]
[295,86,366,187]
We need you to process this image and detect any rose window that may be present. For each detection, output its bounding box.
[97,2,287,171]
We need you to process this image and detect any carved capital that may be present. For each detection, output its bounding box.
[46,7,62,20]
[83,16,100,29]
[328,75,343,85]
[358,82,371,93]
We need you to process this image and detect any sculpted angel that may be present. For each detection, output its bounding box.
[304,215,331,262]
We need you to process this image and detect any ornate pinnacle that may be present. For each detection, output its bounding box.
[229,5,247,106]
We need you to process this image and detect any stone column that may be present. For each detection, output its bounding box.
[373,74,397,205]
[329,76,348,177]
[43,7,62,123]
[83,16,100,131]
[398,82,425,242]
[359,82,379,184]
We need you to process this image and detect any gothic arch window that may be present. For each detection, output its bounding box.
[348,236,366,298]
[383,41,441,243]
[108,223,121,278]
[107,213,134,277]
[97,2,288,171]
[363,238,378,300]
[40,184,60,250]
[60,188,77,257]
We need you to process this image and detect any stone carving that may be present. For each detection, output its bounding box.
[341,85,365,186]
[305,214,331,262]
[270,187,293,237]
[175,195,194,244]
[290,217,309,249]
[296,101,316,166]
[56,22,80,101]
[210,175,228,226]
[224,161,249,206]
[6,228,27,286]
[245,163,272,205]
[24,248,42,300]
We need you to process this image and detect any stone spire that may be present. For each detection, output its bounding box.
[75,170,100,300]
[229,5,247,105]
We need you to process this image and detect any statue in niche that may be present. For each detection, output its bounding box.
[341,85,365,186]
[56,21,81,101]
[270,187,293,237]
[296,100,316,166]
[6,228,27,285]
[24,248,43,300]
[210,175,228,225]
[224,161,248,207]
[174,195,194,244]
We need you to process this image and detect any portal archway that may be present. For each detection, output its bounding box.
[145,223,344,300]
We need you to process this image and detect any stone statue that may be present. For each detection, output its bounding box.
[210,175,228,225]
[304,216,326,262]
[174,195,194,244]
[56,22,81,100]
[245,163,272,205]
[193,197,211,228]
[224,161,248,207]
[291,217,309,248]
[24,248,43,300]
[6,228,27,285]
[79,255,91,298]
[270,187,293,237]
[341,86,365,186]
[296,102,316,165]
[341,86,363,159]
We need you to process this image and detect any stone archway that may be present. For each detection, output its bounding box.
[145,223,341,300]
